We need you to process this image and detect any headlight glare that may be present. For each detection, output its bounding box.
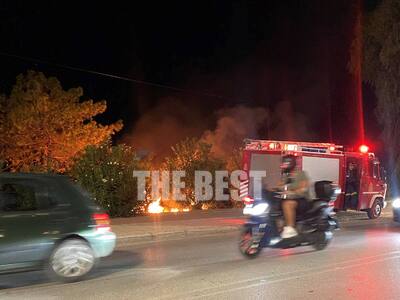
[251,203,269,216]
[392,198,400,209]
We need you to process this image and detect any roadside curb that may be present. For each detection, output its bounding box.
[116,226,241,246]
[114,210,393,246]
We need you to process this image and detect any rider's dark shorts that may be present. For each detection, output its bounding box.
[283,197,309,214]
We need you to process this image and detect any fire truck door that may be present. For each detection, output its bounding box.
[358,158,383,210]
[344,157,361,210]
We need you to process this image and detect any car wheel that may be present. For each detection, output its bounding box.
[48,238,95,282]
[367,200,382,219]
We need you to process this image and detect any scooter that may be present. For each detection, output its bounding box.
[239,181,340,258]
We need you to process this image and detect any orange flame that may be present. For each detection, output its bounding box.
[148,197,164,214]
[147,197,192,213]
[201,203,209,210]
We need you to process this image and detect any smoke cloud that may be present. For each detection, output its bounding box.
[124,98,313,161]
[268,100,314,142]
[202,105,268,157]
[122,97,210,160]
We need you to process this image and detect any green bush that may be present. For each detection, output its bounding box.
[70,142,146,217]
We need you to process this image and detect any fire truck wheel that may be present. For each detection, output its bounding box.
[367,199,383,219]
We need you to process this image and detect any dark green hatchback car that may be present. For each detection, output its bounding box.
[0,173,116,282]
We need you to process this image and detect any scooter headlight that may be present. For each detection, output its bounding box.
[392,198,400,209]
[249,203,270,216]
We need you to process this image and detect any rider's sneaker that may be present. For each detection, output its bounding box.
[281,226,298,239]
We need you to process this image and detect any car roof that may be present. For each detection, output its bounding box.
[0,172,98,211]
[0,172,68,180]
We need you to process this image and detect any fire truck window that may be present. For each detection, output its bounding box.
[347,160,360,178]
[373,163,380,179]
[368,160,374,177]
[381,167,387,181]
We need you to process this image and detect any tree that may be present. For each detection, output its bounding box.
[225,147,243,173]
[0,71,122,172]
[71,142,146,217]
[350,0,400,193]
[163,138,225,206]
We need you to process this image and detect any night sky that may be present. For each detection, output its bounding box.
[0,1,382,157]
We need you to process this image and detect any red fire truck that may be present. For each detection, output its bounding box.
[240,140,387,219]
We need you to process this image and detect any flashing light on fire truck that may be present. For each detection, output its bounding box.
[286,144,298,151]
[359,144,369,154]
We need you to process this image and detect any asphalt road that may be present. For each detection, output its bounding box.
[1,215,400,300]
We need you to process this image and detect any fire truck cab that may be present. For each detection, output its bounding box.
[240,140,387,219]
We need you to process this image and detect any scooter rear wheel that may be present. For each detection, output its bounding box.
[239,227,262,258]
[312,231,332,251]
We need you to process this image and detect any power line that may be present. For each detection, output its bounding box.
[0,51,231,100]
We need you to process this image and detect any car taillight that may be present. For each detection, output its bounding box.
[92,213,111,233]
[243,196,254,205]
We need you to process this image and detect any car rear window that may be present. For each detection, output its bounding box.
[0,183,37,212]
[57,178,98,209]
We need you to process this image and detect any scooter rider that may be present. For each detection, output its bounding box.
[279,154,311,239]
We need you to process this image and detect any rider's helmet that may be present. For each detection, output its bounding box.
[280,154,297,174]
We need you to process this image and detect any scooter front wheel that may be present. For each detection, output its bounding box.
[239,227,262,258]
